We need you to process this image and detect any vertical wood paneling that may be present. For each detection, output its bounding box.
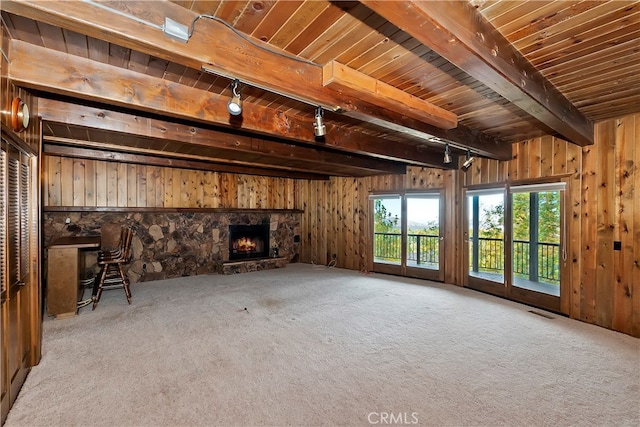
[520,139,531,179]
[127,164,137,207]
[222,173,238,208]
[508,143,519,181]
[84,160,96,207]
[136,165,146,208]
[595,120,615,328]
[47,156,61,206]
[145,166,156,208]
[117,163,127,207]
[309,180,318,263]
[72,159,85,207]
[177,169,188,208]
[319,180,328,264]
[346,178,355,270]
[95,160,107,206]
[357,177,369,272]
[633,115,640,337]
[581,143,597,323]
[612,115,634,332]
[552,137,567,175]
[189,170,200,208]
[211,172,222,208]
[163,167,174,208]
[201,171,214,208]
[60,157,74,206]
[539,136,553,177]
[567,143,583,319]
[529,137,542,178]
[41,113,640,336]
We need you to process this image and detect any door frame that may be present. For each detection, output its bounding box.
[370,189,445,281]
[463,177,571,314]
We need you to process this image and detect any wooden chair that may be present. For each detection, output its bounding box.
[92,225,133,310]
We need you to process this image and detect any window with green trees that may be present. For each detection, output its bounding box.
[468,184,563,295]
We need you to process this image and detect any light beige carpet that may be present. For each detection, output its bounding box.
[6,263,640,426]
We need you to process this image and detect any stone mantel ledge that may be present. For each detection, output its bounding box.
[44,206,304,214]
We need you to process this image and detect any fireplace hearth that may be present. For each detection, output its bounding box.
[228,223,270,260]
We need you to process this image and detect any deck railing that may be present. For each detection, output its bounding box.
[374,233,559,284]
[373,232,439,265]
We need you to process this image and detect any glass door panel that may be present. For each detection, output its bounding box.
[467,190,505,285]
[371,192,445,280]
[372,196,402,272]
[511,189,561,297]
[406,194,441,273]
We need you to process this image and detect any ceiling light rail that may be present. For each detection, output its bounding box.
[81,0,481,159]
[200,66,341,114]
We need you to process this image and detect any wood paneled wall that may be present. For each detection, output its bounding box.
[462,114,639,337]
[43,156,299,210]
[297,168,460,283]
[42,114,639,337]
[299,114,639,337]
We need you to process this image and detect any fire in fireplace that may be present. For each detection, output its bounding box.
[228,224,270,260]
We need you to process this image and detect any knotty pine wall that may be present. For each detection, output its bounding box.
[43,157,299,210]
[297,114,639,337]
[297,168,460,283]
[462,114,639,337]
[43,114,639,337]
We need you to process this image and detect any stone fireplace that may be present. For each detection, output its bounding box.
[228,223,270,260]
[42,209,301,281]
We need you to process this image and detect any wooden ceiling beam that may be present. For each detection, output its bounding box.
[2,0,458,136]
[38,100,407,177]
[322,61,456,129]
[43,143,330,180]
[360,0,594,147]
[10,40,454,168]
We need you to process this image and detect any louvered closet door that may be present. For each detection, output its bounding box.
[1,139,34,423]
[1,142,8,422]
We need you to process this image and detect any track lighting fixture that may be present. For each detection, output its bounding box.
[443,144,452,164]
[227,79,242,116]
[314,106,326,137]
[462,150,475,171]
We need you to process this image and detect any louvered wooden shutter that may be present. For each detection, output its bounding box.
[8,151,20,287]
[0,146,5,295]
[20,159,30,279]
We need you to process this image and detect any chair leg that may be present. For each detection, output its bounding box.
[117,263,132,304]
[92,264,109,310]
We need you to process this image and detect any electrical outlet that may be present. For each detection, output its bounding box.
[65,217,71,224]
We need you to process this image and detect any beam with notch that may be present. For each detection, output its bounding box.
[10,40,458,168]
[3,0,458,135]
[360,0,593,146]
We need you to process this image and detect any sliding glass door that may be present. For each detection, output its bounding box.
[371,192,444,281]
[467,189,506,288]
[466,183,565,312]
[372,194,403,275]
[405,194,443,280]
[509,184,564,309]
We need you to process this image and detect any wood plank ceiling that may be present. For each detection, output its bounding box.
[2,0,639,179]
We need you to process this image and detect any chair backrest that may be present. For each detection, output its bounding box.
[120,227,133,261]
[100,222,123,251]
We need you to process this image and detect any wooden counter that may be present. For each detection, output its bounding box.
[46,236,101,318]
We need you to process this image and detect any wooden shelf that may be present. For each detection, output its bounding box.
[44,206,304,214]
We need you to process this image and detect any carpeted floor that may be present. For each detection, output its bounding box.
[5,263,640,426]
